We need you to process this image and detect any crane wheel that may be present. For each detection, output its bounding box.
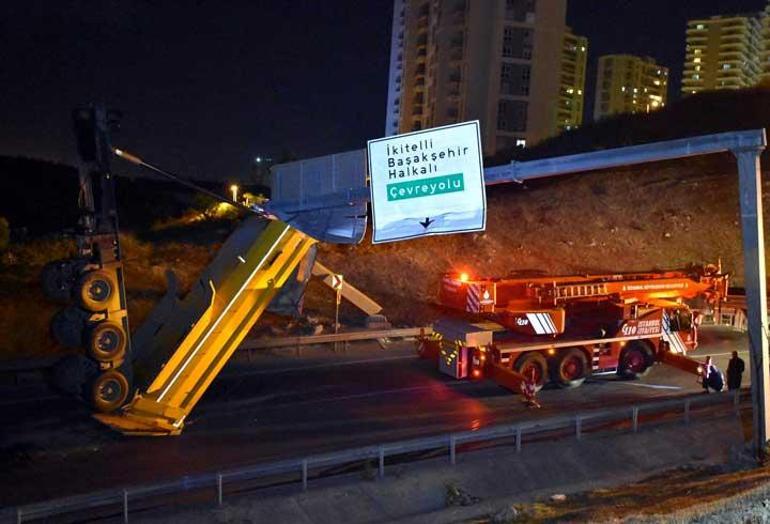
[78,270,117,312]
[41,260,72,302]
[514,352,548,391]
[86,321,127,362]
[618,342,653,379]
[50,354,95,396]
[51,306,89,348]
[90,370,129,413]
[41,259,84,302]
[553,348,589,388]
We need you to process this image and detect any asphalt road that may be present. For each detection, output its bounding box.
[0,326,748,507]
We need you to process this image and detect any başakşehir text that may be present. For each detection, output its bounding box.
[386,138,471,179]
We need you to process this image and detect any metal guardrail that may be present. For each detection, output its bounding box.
[240,326,432,350]
[4,390,746,523]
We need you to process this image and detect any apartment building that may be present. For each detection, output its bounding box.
[762,2,770,83]
[682,14,762,95]
[557,29,588,132]
[593,55,668,121]
[384,0,587,155]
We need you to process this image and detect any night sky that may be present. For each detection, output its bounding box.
[0,0,766,181]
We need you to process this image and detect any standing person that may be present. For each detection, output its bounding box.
[727,351,745,391]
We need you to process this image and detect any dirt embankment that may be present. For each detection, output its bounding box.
[0,153,766,359]
[318,154,757,326]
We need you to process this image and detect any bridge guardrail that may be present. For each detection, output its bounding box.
[4,389,746,523]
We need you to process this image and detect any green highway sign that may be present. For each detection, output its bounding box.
[367,121,486,244]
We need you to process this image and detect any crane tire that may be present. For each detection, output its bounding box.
[514,352,548,391]
[78,270,117,312]
[86,321,127,363]
[51,306,88,348]
[41,259,84,303]
[90,370,129,413]
[618,342,653,379]
[553,348,589,388]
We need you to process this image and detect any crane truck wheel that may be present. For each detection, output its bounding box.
[41,259,84,302]
[618,342,653,379]
[553,348,589,388]
[50,354,97,396]
[51,306,89,348]
[86,321,127,362]
[514,352,548,391]
[78,270,117,312]
[90,370,129,413]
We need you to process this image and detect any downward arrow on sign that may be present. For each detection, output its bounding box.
[419,217,434,229]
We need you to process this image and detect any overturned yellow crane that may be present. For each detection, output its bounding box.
[95,219,315,435]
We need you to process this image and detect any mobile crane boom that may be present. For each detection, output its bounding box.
[96,218,315,435]
[45,107,320,435]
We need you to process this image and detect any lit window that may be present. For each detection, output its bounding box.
[723,64,731,69]
[694,49,702,54]
[515,139,526,147]
[693,74,700,79]
[696,24,705,29]
[695,65,701,71]
[694,57,701,63]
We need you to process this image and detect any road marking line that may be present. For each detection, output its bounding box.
[698,350,750,358]
[612,382,683,390]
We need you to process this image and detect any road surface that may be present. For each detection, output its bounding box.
[0,326,748,506]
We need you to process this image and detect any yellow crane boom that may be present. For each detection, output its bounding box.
[95,218,315,435]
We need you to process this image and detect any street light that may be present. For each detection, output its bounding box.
[230,184,239,203]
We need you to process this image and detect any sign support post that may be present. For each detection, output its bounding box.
[735,146,770,458]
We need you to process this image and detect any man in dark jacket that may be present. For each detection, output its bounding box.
[727,351,745,391]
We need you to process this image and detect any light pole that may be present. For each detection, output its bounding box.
[230,184,239,203]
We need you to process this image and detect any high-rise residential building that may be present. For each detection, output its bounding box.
[557,29,588,133]
[384,0,587,156]
[681,14,762,96]
[761,3,770,83]
[384,0,407,137]
[593,55,668,121]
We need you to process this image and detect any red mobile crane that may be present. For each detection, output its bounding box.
[420,265,729,393]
